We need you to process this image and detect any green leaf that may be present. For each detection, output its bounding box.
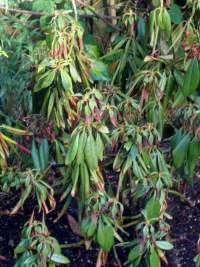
[15,239,30,254]
[60,69,73,93]
[137,17,146,41]
[155,241,174,250]
[50,253,70,264]
[149,10,156,37]
[39,139,49,170]
[130,145,138,161]
[84,133,98,170]
[87,218,97,237]
[145,198,161,220]
[69,64,81,83]
[80,162,90,200]
[183,59,200,97]
[65,134,80,165]
[80,218,90,236]
[171,129,183,150]
[128,245,141,263]
[35,70,56,92]
[84,34,101,58]
[113,151,123,170]
[33,0,55,12]
[31,139,41,170]
[150,247,160,267]
[97,222,114,252]
[172,90,186,108]
[47,92,55,119]
[101,49,123,64]
[71,164,80,194]
[152,0,160,7]
[76,131,87,165]
[187,138,200,176]
[172,134,190,168]
[90,60,110,81]
[98,125,109,134]
[163,9,172,37]
[96,133,104,161]
[169,4,183,24]
[23,255,37,265]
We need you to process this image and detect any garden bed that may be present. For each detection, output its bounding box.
[1,174,200,267]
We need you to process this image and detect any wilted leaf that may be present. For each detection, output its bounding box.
[67,214,81,236]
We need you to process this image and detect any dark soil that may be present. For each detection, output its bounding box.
[0,194,118,267]
[1,174,200,267]
[167,173,200,267]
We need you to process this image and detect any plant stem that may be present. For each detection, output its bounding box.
[123,219,140,229]
[113,246,122,267]
[168,189,194,207]
[61,240,85,249]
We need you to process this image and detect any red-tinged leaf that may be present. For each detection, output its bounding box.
[0,255,6,261]
[16,143,31,155]
[110,116,118,128]
[67,214,82,236]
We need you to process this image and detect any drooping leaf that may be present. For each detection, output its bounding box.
[187,138,200,176]
[39,139,49,170]
[60,69,73,93]
[97,222,114,252]
[65,134,80,165]
[182,59,200,97]
[130,145,138,161]
[137,17,146,41]
[69,64,81,83]
[84,133,98,170]
[84,34,101,58]
[14,239,30,254]
[150,247,160,267]
[90,60,110,81]
[31,139,41,170]
[76,131,87,165]
[145,198,161,220]
[96,133,104,161]
[35,70,56,92]
[80,162,90,199]
[169,4,183,24]
[128,245,141,263]
[163,9,172,37]
[172,134,190,168]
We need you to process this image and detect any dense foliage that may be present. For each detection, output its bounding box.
[0,0,200,266]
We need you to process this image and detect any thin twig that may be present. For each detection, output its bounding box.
[0,5,44,16]
[75,0,120,31]
[0,4,121,31]
[168,189,195,207]
[123,219,140,229]
[113,246,123,267]
[61,240,85,249]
